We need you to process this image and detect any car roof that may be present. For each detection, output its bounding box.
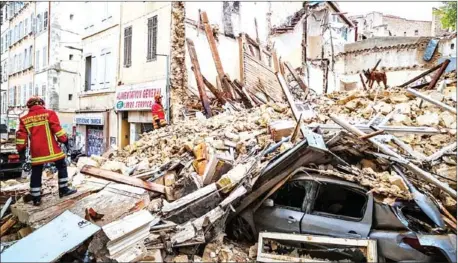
[291,171,368,192]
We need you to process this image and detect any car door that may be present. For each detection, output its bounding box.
[254,180,316,234]
[300,180,373,238]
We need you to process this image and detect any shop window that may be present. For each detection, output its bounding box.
[141,123,153,133]
[312,183,367,220]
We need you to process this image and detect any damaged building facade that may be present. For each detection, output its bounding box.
[270,1,356,94]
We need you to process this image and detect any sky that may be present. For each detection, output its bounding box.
[338,2,443,21]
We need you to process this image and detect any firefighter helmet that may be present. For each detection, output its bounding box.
[26,96,45,108]
[154,94,163,102]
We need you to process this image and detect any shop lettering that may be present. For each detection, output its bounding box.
[75,117,103,125]
[116,88,161,100]
[122,100,153,109]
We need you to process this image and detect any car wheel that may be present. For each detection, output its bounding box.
[227,216,256,242]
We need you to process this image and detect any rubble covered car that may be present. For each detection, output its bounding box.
[232,170,457,262]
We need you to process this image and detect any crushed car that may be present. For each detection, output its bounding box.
[230,169,457,262]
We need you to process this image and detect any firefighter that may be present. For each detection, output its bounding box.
[151,94,167,129]
[16,96,77,206]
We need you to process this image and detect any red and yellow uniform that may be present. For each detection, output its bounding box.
[16,105,68,165]
[151,94,167,129]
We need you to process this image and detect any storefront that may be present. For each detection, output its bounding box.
[115,79,167,148]
[74,112,107,156]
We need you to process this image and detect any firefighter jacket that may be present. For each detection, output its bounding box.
[151,102,165,120]
[16,105,68,166]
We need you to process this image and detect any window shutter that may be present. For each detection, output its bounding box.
[98,51,106,87]
[44,11,48,29]
[29,46,32,66]
[32,16,36,34]
[24,18,28,35]
[24,49,27,69]
[152,16,157,60]
[36,50,40,70]
[147,18,152,60]
[91,55,97,89]
[43,46,46,67]
[29,83,32,98]
[105,50,112,84]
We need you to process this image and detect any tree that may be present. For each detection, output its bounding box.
[434,2,457,31]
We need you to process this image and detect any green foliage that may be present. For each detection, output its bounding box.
[433,2,457,30]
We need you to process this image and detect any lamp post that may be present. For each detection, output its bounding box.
[154,54,171,124]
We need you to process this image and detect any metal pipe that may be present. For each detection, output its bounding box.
[427,59,450,90]
[329,114,457,198]
[306,124,454,134]
[399,63,443,87]
[407,88,457,114]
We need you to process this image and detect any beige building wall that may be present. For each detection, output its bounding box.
[118,2,171,85]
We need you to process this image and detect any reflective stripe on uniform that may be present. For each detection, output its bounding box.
[44,123,54,155]
[55,129,66,137]
[59,182,68,188]
[58,178,68,183]
[31,152,66,163]
[30,192,41,196]
[25,120,47,129]
[30,187,41,192]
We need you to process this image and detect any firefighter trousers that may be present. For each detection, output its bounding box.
[30,158,69,197]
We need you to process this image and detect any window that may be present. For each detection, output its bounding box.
[18,53,22,70]
[7,30,11,46]
[414,30,418,36]
[69,54,73,60]
[14,25,18,42]
[34,85,39,96]
[43,11,48,29]
[19,21,23,39]
[37,14,42,32]
[31,13,35,34]
[69,14,74,20]
[98,48,112,89]
[13,86,17,106]
[123,26,132,67]
[22,84,26,105]
[272,181,309,211]
[41,85,46,103]
[35,50,40,70]
[312,183,367,220]
[9,87,14,106]
[43,46,47,67]
[68,94,73,101]
[451,43,455,50]
[24,18,28,35]
[29,46,33,66]
[23,49,27,69]
[28,83,32,99]
[147,16,158,61]
[85,56,93,91]
[403,32,406,36]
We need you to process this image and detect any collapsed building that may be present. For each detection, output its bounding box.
[0,1,457,263]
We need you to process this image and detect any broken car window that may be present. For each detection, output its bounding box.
[312,183,367,220]
[272,180,315,211]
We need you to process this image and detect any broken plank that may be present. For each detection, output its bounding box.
[426,142,457,162]
[407,88,456,114]
[187,38,213,117]
[306,124,454,134]
[0,216,17,236]
[0,197,12,219]
[80,165,166,194]
[1,211,100,262]
[162,183,217,213]
[238,35,245,82]
[102,210,156,241]
[284,62,309,96]
[166,191,222,224]
[219,185,247,208]
[360,74,367,90]
[400,63,443,87]
[427,59,450,90]
[358,129,384,140]
[202,74,227,105]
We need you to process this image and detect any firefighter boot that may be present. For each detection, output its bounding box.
[32,195,41,206]
[59,186,77,198]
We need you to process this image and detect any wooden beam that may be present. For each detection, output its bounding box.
[238,35,245,83]
[399,63,443,87]
[407,88,457,114]
[200,11,232,98]
[278,57,285,76]
[372,58,382,72]
[162,183,217,213]
[186,38,213,117]
[358,129,384,140]
[272,50,279,73]
[0,216,17,236]
[80,165,166,194]
[284,62,309,96]
[233,80,255,108]
[202,74,227,105]
[359,74,367,90]
[427,59,450,90]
